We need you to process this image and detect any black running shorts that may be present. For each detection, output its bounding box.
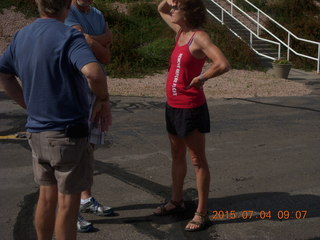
[165,102,210,137]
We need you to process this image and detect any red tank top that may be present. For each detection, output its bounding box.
[166,30,206,108]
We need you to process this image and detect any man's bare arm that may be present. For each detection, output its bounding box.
[0,73,26,108]
[72,25,111,64]
[84,35,111,64]
[81,62,109,100]
[80,62,111,130]
[90,27,112,47]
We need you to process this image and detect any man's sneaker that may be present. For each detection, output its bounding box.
[77,214,93,233]
[80,197,114,216]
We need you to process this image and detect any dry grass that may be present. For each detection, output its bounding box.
[0,7,35,53]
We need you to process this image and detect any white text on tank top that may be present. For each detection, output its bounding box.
[172,53,183,96]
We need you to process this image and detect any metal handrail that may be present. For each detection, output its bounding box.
[207,0,281,61]
[228,0,320,73]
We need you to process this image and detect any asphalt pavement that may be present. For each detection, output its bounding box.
[0,69,319,240]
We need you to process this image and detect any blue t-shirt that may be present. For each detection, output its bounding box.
[0,18,98,132]
[65,5,106,36]
[65,5,108,91]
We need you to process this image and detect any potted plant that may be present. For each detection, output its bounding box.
[272,58,292,79]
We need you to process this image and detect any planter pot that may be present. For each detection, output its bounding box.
[272,63,292,79]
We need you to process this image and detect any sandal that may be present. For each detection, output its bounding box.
[153,200,186,216]
[185,212,210,232]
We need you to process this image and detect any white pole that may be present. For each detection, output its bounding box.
[317,44,320,73]
[257,10,260,36]
[231,0,233,15]
[222,8,224,23]
[287,32,290,61]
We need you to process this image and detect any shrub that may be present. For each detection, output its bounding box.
[13,0,38,17]
[235,0,267,11]
[2,0,268,77]
[94,1,175,77]
[128,2,157,18]
[240,0,319,71]
[273,58,291,64]
[1,0,39,17]
[205,21,259,70]
[263,0,319,70]
[0,0,14,12]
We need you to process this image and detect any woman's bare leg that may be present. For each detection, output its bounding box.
[154,133,187,213]
[185,130,210,230]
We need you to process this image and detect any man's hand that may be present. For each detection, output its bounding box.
[0,73,26,109]
[91,99,112,132]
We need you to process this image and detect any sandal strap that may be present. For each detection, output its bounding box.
[154,200,185,215]
[169,200,183,208]
[194,211,207,218]
[188,220,201,226]
[159,204,166,214]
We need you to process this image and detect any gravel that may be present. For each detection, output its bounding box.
[0,7,312,98]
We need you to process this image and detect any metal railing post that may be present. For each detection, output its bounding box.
[209,0,320,69]
[257,10,260,36]
[287,32,291,61]
[231,0,233,15]
[317,43,320,73]
[221,8,224,23]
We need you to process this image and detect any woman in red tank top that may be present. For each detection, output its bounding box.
[153,0,230,231]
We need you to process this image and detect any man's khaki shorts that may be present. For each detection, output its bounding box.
[27,131,94,194]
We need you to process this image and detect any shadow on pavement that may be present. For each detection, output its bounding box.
[225,98,320,113]
[12,159,320,240]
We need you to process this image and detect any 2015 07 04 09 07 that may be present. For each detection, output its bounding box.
[210,210,308,220]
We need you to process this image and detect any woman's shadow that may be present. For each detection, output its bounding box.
[90,160,320,238]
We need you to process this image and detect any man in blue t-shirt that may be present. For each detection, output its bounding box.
[0,0,111,239]
[65,0,114,231]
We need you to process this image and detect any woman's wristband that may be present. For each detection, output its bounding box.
[200,72,208,82]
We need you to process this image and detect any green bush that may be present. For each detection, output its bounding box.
[136,38,174,68]
[101,0,154,3]
[13,0,38,17]
[262,0,319,71]
[0,0,37,17]
[0,0,14,12]
[94,1,175,77]
[2,0,265,77]
[273,58,291,64]
[235,0,267,11]
[99,0,259,76]
[128,2,158,18]
[266,0,317,22]
[238,0,319,71]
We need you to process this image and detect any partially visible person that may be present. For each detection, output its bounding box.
[65,0,113,232]
[0,0,111,239]
[154,0,230,232]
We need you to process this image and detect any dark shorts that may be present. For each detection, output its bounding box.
[27,131,94,194]
[165,102,210,137]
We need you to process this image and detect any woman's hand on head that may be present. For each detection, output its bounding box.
[167,0,174,5]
